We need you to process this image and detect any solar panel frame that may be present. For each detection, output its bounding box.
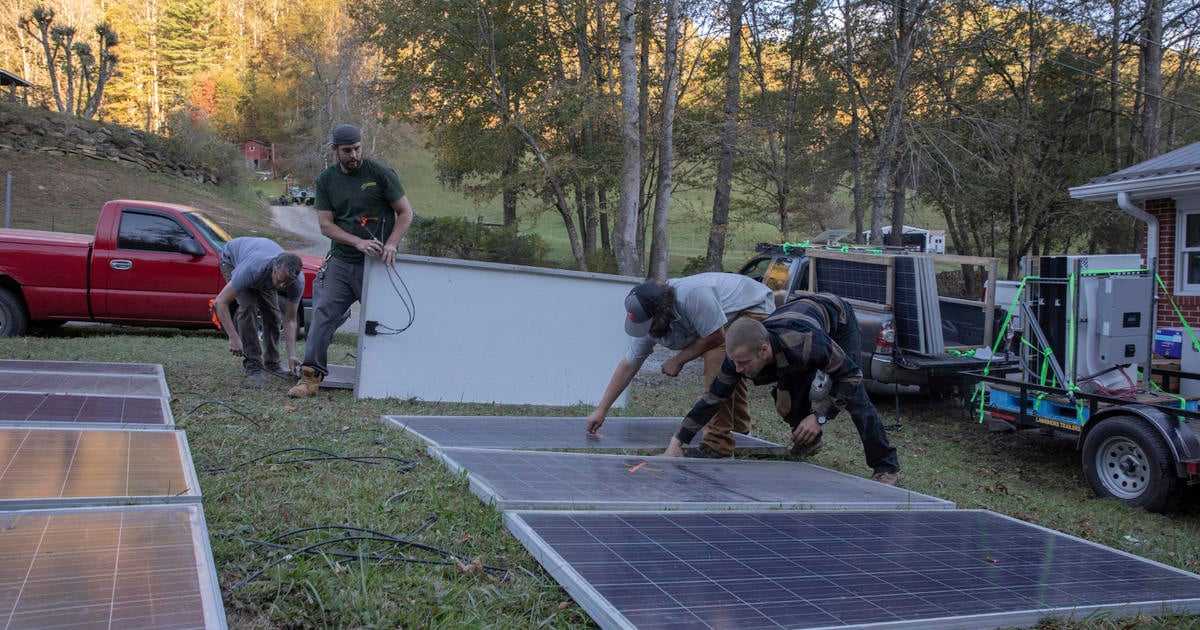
[505,509,1200,630]
[0,391,174,429]
[431,447,953,511]
[0,427,201,509]
[0,359,165,377]
[0,504,227,629]
[382,415,783,455]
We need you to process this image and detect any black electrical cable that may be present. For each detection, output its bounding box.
[180,400,261,426]
[359,220,417,335]
[226,524,509,589]
[201,447,416,474]
[371,262,416,335]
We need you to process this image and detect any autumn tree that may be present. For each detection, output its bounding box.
[19,6,118,119]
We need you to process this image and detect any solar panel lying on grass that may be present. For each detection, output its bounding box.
[0,359,165,376]
[506,510,1200,630]
[0,428,198,508]
[0,370,170,398]
[0,391,173,428]
[320,364,356,390]
[383,415,783,455]
[432,447,952,511]
[0,504,226,629]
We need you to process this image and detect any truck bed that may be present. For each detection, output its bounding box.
[0,228,93,321]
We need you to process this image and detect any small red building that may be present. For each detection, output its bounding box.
[243,140,272,171]
[1070,142,1200,331]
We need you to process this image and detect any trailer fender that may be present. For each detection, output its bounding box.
[1082,404,1200,479]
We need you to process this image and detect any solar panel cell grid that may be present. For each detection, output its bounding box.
[0,428,197,505]
[0,392,170,427]
[892,256,922,351]
[0,506,221,630]
[507,510,1200,630]
[812,258,888,304]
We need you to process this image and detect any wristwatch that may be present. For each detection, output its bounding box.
[816,415,827,425]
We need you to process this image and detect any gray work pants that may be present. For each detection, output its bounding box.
[302,257,363,376]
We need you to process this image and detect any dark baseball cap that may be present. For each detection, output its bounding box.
[624,281,665,337]
[331,123,362,146]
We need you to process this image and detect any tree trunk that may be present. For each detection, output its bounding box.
[614,0,642,276]
[648,0,680,281]
[890,165,906,247]
[706,0,744,271]
[514,125,588,270]
[868,0,925,246]
[502,157,518,227]
[1140,0,1163,159]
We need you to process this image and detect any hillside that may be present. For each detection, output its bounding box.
[0,103,299,246]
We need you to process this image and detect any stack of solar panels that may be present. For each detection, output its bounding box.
[892,256,944,354]
[0,359,227,629]
[812,251,943,354]
[384,413,1200,629]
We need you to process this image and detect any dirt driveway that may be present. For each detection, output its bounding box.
[270,204,328,256]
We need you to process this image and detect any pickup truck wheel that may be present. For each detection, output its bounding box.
[1082,416,1182,513]
[0,288,30,338]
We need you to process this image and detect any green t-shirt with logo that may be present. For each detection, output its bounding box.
[313,158,406,263]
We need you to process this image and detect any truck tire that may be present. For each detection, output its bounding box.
[0,288,30,338]
[1082,415,1182,513]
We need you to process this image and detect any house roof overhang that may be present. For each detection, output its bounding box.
[0,69,32,88]
[1068,142,1200,205]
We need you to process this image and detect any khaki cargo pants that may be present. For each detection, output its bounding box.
[699,311,769,456]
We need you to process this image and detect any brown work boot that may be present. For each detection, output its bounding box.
[689,443,731,459]
[287,366,323,398]
[871,471,902,487]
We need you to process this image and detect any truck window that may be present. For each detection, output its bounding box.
[117,211,192,253]
[739,256,772,283]
[763,258,793,291]
[182,211,232,251]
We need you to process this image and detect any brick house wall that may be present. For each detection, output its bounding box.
[1146,197,1200,329]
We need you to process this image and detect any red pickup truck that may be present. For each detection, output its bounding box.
[0,199,323,337]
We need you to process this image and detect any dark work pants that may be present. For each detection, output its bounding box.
[302,257,363,376]
[776,308,900,474]
[220,259,282,374]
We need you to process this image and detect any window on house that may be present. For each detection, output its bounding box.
[1179,210,1200,292]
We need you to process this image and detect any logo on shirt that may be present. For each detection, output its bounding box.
[361,182,378,191]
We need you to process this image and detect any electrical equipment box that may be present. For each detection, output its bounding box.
[1093,276,1152,365]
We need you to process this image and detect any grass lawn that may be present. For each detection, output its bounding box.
[2,327,1199,629]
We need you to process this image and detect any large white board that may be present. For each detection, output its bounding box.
[356,254,639,406]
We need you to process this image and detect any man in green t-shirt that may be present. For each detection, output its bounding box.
[289,123,414,398]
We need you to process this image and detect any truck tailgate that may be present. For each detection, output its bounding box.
[0,229,93,319]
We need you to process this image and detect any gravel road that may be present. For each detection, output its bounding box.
[270,204,360,332]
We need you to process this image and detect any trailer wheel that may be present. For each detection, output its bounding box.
[0,288,29,338]
[1082,416,1182,512]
